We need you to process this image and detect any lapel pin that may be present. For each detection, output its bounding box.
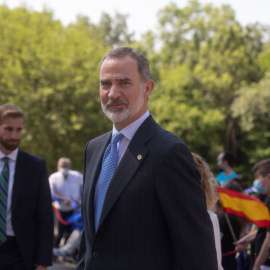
[137,154,142,160]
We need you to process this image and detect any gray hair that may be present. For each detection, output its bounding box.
[99,47,151,82]
[57,157,71,168]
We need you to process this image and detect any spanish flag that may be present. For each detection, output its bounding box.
[218,187,270,228]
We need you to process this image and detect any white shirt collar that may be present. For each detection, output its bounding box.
[0,148,19,162]
[113,110,150,141]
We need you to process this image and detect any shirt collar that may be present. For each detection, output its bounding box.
[0,148,19,162]
[113,110,150,141]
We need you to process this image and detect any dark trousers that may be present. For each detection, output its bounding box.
[0,237,26,270]
[54,209,74,247]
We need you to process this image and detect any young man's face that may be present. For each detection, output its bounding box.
[254,171,270,195]
[0,117,24,155]
[217,153,225,170]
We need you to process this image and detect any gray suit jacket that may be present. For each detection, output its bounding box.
[78,115,217,270]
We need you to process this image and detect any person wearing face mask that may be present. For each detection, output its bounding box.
[235,158,270,270]
[49,157,83,248]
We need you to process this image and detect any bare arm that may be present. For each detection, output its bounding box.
[234,230,258,252]
[53,193,71,206]
[253,231,270,270]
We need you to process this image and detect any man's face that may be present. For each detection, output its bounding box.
[99,56,153,130]
[58,161,70,170]
[0,117,24,155]
[255,171,270,188]
[217,153,225,170]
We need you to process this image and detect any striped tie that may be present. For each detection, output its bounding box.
[0,157,9,244]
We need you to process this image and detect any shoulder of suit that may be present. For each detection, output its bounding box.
[18,149,46,164]
[155,124,184,145]
[85,131,111,149]
[150,124,195,162]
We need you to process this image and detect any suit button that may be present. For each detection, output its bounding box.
[93,252,99,258]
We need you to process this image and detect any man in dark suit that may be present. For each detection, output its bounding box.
[77,47,217,270]
[0,104,53,270]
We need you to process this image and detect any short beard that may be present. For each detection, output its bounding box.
[0,139,20,152]
[101,99,130,123]
[101,90,145,124]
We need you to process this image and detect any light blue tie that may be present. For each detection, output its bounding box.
[94,132,124,231]
[0,157,9,244]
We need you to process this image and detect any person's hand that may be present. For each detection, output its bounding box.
[234,238,249,252]
[35,265,47,270]
[252,264,261,270]
[74,200,81,207]
[63,197,71,206]
[234,232,255,252]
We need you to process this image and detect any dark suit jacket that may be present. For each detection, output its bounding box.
[77,115,217,270]
[12,150,54,270]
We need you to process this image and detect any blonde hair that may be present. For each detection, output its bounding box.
[192,153,219,210]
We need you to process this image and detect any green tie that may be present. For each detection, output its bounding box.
[0,157,9,244]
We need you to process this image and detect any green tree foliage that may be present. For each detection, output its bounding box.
[149,0,267,179]
[0,5,109,172]
[0,2,269,182]
[95,12,134,47]
[232,71,270,166]
[257,42,270,73]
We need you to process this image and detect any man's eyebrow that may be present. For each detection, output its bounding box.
[100,77,132,83]
[100,78,111,83]
[115,77,132,82]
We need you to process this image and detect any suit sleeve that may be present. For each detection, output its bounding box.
[35,159,54,266]
[77,231,86,270]
[77,141,91,270]
[156,142,218,270]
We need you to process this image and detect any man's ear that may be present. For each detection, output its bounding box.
[144,80,155,98]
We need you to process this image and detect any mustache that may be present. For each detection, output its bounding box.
[105,99,128,106]
[7,140,20,143]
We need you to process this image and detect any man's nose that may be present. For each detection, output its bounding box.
[108,84,121,99]
[11,130,20,139]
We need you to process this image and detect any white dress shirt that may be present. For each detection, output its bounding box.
[0,148,19,236]
[94,111,150,198]
[113,110,150,165]
[208,210,223,270]
[49,169,83,212]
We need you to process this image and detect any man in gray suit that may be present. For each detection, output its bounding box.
[77,47,217,270]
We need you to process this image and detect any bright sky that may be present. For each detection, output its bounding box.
[1,0,269,38]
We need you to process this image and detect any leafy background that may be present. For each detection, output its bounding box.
[1,1,269,184]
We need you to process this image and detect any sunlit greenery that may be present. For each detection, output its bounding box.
[1,1,269,182]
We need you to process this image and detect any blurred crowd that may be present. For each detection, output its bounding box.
[50,150,270,270]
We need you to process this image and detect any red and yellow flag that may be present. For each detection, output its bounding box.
[218,187,270,228]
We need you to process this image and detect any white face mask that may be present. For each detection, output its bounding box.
[59,168,68,177]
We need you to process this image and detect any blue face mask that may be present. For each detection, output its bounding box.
[253,180,267,195]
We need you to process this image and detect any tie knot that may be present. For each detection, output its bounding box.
[2,157,9,164]
[111,132,124,145]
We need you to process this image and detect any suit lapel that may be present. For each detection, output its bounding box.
[12,150,27,212]
[97,116,156,231]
